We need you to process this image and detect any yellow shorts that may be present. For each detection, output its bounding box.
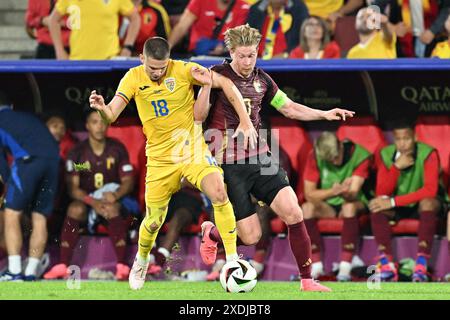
[145,152,222,204]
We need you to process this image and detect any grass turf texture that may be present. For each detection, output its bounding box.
[0,281,449,300]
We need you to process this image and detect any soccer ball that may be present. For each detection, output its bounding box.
[219,259,257,293]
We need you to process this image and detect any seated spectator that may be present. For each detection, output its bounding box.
[302,132,371,281]
[304,0,364,26]
[168,0,249,56]
[149,186,210,274]
[347,7,397,58]
[369,122,442,282]
[0,92,60,281]
[289,15,341,58]
[48,0,141,60]
[25,0,70,59]
[419,2,450,51]
[371,0,440,57]
[121,0,171,55]
[247,0,309,59]
[44,110,137,281]
[431,11,450,57]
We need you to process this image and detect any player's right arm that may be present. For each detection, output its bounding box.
[89,69,136,124]
[89,91,127,125]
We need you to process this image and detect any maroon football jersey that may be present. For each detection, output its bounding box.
[66,138,134,194]
[206,62,279,163]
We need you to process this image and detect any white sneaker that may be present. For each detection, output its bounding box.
[336,261,352,282]
[129,256,150,290]
[311,261,324,279]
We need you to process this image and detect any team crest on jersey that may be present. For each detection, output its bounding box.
[106,157,115,170]
[253,80,262,93]
[164,78,176,92]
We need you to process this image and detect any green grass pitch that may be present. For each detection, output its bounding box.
[0,281,449,300]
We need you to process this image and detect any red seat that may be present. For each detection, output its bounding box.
[270,217,287,234]
[415,115,450,183]
[317,214,370,234]
[333,16,359,57]
[336,116,387,157]
[390,219,420,235]
[270,117,313,203]
[106,119,147,211]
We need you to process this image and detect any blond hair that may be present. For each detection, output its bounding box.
[315,132,339,162]
[224,24,262,51]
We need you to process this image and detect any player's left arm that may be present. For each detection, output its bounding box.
[274,90,355,121]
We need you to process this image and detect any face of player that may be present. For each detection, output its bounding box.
[304,17,324,41]
[330,142,344,166]
[141,55,169,82]
[86,112,107,142]
[230,45,258,78]
[393,128,415,154]
[46,116,66,142]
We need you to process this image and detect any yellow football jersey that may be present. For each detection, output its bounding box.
[56,0,135,60]
[431,41,450,58]
[116,60,207,164]
[303,0,343,19]
[347,31,397,59]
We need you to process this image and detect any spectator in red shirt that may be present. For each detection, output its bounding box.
[25,0,70,59]
[247,0,309,59]
[168,0,250,56]
[289,16,341,59]
[369,123,441,282]
[302,132,371,281]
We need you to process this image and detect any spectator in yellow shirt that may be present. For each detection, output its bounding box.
[431,12,450,58]
[303,0,364,25]
[347,7,397,59]
[49,0,141,60]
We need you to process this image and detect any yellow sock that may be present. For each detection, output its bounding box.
[137,201,169,260]
[213,200,237,259]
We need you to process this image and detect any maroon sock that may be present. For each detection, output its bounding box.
[417,211,437,256]
[253,237,270,263]
[304,219,321,262]
[60,216,80,265]
[108,216,129,264]
[341,217,360,262]
[288,221,312,279]
[371,212,392,255]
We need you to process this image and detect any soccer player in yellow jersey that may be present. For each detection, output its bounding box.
[347,7,397,59]
[49,0,141,60]
[89,37,258,290]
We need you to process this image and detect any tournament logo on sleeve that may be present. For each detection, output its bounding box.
[164,78,176,92]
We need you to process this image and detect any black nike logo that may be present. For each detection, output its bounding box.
[139,85,150,90]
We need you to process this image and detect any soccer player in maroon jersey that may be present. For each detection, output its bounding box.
[195,24,354,292]
[44,110,136,281]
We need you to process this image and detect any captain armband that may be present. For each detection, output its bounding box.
[270,90,288,110]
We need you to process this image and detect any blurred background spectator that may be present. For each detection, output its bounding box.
[431,10,450,57]
[289,15,341,58]
[168,0,250,57]
[247,0,309,59]
[25,0,70,59]
[347,7,397,58]
[48,0,141,60]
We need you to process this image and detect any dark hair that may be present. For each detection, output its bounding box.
[0,90,12,106]
[84,108,99,123]
[299,16,330,53]
[143,37,170,60]
[392,119,416,131]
